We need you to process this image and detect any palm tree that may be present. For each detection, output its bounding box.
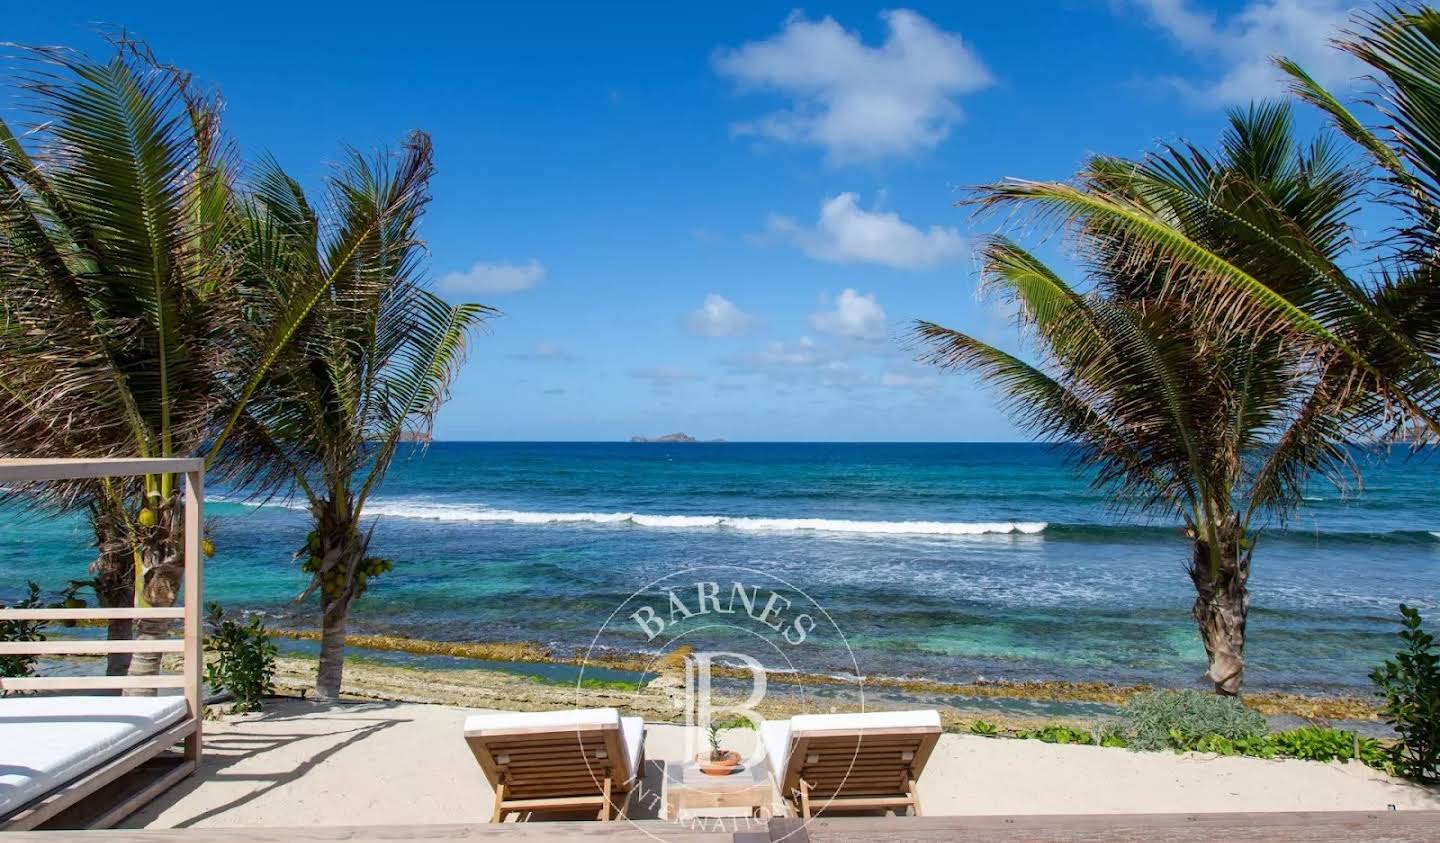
[1265,8,1440,427]
[915,104,1393,695]
[0,41,341,678]
[239,134,492,700]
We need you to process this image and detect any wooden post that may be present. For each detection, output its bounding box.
[182,468,204,764]
[490,783,505,823]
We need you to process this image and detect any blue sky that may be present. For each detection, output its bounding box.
[12,1,1368,441]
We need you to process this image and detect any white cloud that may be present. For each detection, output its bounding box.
[686,294,756,337]
[879,370,940,392]
[713,9,992,163]
[627,367,704,389]
[766,193,966,270]
[734,336,824,370]
[1129,0,1359,105]
[725,332,939,395]
[508,342,576,363]
[809,289,888,342]
[438,259,545,294]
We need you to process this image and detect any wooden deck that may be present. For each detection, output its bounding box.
[7,812,1440,841]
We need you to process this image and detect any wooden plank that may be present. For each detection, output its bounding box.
[7,814,1439,842]
[182,467,204,764]
[0,458,203,483]
[0,639,183,655]
[86,760,197,829]
[1,822,729,841]
[798,812,1440,842]
[768,817,812,842]
[0,674,184,691]
[0,607,184,620]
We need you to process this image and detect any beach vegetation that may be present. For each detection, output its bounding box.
[1370,604,1440,782]
[1096,723,1129,748]
[0,39,352,681]
[235,135,493,699]
[204,603,278,713]
[1015,724,1093,745]
[0,582,48,678]
[957,710,1384,767]
[1120,689,1268,751]
[0,581,89,678]
[711,713,758,730]
[915,6,1440,696]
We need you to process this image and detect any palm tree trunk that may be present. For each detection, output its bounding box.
[316,596,349,700]
[126,489,184,694]
[105,618,134,676]
[91,502,136,676]
[312,498,362,701]
[1189,519,1251,696]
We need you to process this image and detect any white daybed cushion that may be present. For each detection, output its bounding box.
[0,695,189,816]
[761,709,941,781]
[463,707,644,782]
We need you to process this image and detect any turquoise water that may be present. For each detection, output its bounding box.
[2,442,1437,694]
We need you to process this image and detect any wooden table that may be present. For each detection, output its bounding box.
[663,760,778,821]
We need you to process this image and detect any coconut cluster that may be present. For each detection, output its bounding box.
[298,530,393,601]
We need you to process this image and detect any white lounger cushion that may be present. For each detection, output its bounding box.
[760,709,941,781]
[0,695,189,816]
[463,707,644,782]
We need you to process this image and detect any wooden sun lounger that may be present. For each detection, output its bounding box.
[463,708,646,822]
[760,710,941,820]
[0,458,207,831]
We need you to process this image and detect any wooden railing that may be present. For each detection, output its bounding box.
[0,457,205,762]
[5,812,1440,841]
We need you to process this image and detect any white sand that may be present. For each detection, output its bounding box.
[126,699,1440,829]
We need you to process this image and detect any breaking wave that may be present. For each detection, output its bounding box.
[358,501,1048,537]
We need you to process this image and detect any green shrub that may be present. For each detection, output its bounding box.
[1267,726,1386,766]
[1096,722,1130,748]
[1120,689,1268,752]
[1018,725,1093,745]
[0,581,86,679]
[204,603,278,713]
[969,719,999,737]
[1370,604,1440,782]
[710,713,757,731]
[0,582,47,679]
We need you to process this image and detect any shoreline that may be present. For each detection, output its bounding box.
[272,629,1381,723]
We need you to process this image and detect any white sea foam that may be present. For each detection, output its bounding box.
[358,500,1047,537]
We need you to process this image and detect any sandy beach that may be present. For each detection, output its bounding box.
[124,698,1440,830]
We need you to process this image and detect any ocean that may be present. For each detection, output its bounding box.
[3,442,1437,695]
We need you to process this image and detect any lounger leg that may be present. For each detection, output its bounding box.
[491,783,506,823]
[598,777,613,821]
[909,779,923,817]
[799,780,812,821]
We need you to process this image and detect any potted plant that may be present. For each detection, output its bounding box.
[697,721,742,775]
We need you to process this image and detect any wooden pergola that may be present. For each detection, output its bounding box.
[0,457,206,830]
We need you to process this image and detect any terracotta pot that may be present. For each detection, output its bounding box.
[697,749,742,775]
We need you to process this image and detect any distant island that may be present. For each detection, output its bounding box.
[629,432,725,443]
